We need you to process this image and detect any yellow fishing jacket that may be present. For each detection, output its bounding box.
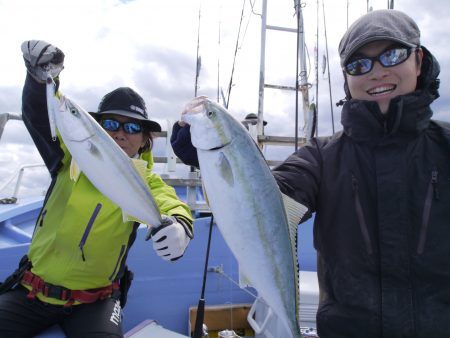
[21,75,193,304]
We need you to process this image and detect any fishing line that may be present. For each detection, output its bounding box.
[208,265,258,299]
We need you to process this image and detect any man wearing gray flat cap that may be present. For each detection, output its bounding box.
[171,9,450,338]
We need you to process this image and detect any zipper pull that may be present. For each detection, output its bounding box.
[431,169,439,200]
[351,175,358,193]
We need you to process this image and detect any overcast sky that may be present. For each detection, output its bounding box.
[1,0,449,198]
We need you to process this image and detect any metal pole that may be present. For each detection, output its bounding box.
[257,0,268,142]
[294,0,310,150]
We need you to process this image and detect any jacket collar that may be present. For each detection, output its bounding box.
[341,47,439,143]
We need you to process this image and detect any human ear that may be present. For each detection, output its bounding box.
[415,48,424,76]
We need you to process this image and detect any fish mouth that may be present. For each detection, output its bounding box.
[181,96,209,119]
[209,144,226,151]
[208,138,232,151]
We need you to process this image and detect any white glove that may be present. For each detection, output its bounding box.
[21,40,65,82]
[148,216,191,262]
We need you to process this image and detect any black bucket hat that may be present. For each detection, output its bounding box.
[91,87,162,132]
[339,9,421,67]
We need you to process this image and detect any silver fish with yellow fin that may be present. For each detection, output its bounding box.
[182,96,307,338]
[46,77,163,228]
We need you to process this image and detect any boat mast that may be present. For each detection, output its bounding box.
[294,0,310,150]
[257,0,311,151]
[256,0,268,140]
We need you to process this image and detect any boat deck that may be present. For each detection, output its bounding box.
[0,194,318,337]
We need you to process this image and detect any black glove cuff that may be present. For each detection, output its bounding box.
[173,215,194,239]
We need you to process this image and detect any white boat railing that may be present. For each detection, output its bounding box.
[0,164,48,204]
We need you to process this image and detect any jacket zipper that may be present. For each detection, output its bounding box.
[351,175,373,255]
[38,209,47,227]
[78,203,102,261]
[109,245,126,281]
[417,169,439,254]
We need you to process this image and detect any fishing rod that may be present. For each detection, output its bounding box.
[193,214,215,338]
[322,0,335,134]
[314,0,319,136]
[225,0,246,108]
[0,113,22,142]
[194,5,202,97]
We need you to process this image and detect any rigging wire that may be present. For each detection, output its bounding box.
[248,0,261,16]
[322,0,335,134]
[217,20,221,103]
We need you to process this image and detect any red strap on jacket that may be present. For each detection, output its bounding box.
[22,270,119,307]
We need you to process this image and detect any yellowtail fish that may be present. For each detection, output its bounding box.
[46,77,163,228]
[182,96,306,338]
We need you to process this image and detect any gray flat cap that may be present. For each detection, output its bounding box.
[339,9,420,66]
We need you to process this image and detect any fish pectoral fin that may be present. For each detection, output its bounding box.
[238,266,253,288]
[131,158,148,180]
[217,152,234,186]
[201,181,210,206]
[69,158,81,181]
[122,211,146,225]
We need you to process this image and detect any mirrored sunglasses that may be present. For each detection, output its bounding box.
[344,47,416,76]
[100,118,143,134]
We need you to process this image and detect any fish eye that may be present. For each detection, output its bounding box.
[207,111,215,118]
[70,108,79,116]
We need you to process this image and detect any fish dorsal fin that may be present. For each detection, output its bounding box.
[131,158,148,180]
[282,192,307,242]
[281,192,308,329]
[70,158,81,181]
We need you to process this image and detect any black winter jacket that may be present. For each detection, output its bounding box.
[171,48,450,337]
[273,48,450,337]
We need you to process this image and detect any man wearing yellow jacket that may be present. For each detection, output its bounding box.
[0,40,193,338]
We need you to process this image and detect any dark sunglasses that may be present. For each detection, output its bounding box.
[344,47,416,76]
[100,118,143,134]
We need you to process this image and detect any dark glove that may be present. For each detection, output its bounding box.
[170,122,200,168]
[21,40,65,83]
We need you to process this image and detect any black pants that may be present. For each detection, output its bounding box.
[0,285,123,338]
